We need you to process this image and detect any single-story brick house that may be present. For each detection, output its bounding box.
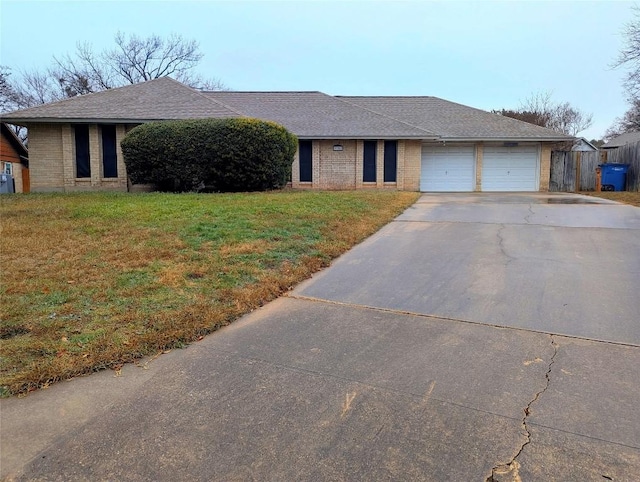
[1,77,572,193]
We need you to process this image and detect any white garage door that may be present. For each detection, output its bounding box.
[482,146,539,191]
[421,145,475,192]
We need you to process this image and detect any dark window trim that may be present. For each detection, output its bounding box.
[363,140,377,182]
[384,140,398,183]
[73,124,91,178]
[299,140,313,182]
[100,124,118,178]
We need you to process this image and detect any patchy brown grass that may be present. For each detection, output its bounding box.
[580,191,640,207]
[0,190,419,395]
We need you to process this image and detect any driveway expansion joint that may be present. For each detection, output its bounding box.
[485,335,559,482]
[286,294,640,348]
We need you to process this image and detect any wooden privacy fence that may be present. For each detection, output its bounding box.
[549,151,602,192]
[550,141,640,192]
[606,140,640,191]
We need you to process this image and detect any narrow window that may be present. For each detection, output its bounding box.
[74,124,90,178]
[384,140,397,182]
[101,125,117,178]
[363,140,377,182]
[299,140,312,182]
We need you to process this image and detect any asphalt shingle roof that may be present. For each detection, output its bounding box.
[202,91,434,139]
[339,96,571,140]
[0,77,240,122]
[1,78,573,141]
[602,131,640,148]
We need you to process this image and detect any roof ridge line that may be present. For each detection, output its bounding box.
[184,85,245,116]
[337,95,436,99]
[204,90,324,94]
[335,96,439,138]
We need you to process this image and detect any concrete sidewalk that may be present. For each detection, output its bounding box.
[2,193,639,481]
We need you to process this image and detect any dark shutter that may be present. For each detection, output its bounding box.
[363,140,377,182]
[74,125,90,178]
[384,140,397,182]
[101,125,117,178]
[299,140,312,182]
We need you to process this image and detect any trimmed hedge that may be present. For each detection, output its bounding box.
[121,118,298,192]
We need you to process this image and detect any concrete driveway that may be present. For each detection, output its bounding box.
[2,193,639,481]
[296,192,640,344]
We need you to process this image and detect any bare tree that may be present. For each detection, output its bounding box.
[605,98,640,139]
[1,33,226,143]
[52,42,115,95]
[493,91,593,136]
[612,5,640,99]
[606,5,640,139]
[107,32,204,84]
[0,66,17,112]
[550,102,594,136]
[2,32,226,112]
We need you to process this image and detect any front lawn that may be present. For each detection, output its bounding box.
[580,191,640,207]
[0,190,419,395]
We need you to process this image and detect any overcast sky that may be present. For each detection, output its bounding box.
[0,0,634,139]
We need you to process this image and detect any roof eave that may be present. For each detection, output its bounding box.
[1,117,193,125]
[296,135,439,140]
[434,136,574,142]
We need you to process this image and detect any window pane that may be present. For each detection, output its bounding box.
[363,141,377,182]
[299,140,312,182]
[384,140,397,182]
[74,125,91,178]
[101,125,117,178]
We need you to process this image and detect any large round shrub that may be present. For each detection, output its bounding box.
[121,118,298,192]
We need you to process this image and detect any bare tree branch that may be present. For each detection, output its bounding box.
[493,90,592,136]
[612,5,640,99]
[605,98,640,139]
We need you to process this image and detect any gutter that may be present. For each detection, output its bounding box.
[297,136,439,141]
[432,137,574,143]
[0,117,240,125]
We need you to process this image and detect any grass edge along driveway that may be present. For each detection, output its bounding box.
[0,190,419,396]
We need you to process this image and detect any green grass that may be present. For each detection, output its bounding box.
[0,190,419,395]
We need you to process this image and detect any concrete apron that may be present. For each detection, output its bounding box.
[2,193,639,481]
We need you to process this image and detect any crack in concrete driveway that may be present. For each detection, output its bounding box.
[486,335,559,482]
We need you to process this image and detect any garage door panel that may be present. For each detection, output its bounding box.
[421,145,475,192]
[482,146,539,192]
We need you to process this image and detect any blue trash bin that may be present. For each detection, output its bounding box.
[599,163,630,191]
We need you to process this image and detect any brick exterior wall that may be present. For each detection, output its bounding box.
[402,140,422,191]
[317,140,356,189]
[291,139,422,191]
[28,123,65,192]
[26,126,554,193]
[475,142,483,192]
[539,143,552,191]
[27,123,129,192]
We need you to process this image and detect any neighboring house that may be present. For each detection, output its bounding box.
[0,77,572,193]
[602,131,640,150]
[0,123,29,193]
[571,138,598,152]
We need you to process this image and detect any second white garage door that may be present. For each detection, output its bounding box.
[482,145,539,191]
[421,145,475,192]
